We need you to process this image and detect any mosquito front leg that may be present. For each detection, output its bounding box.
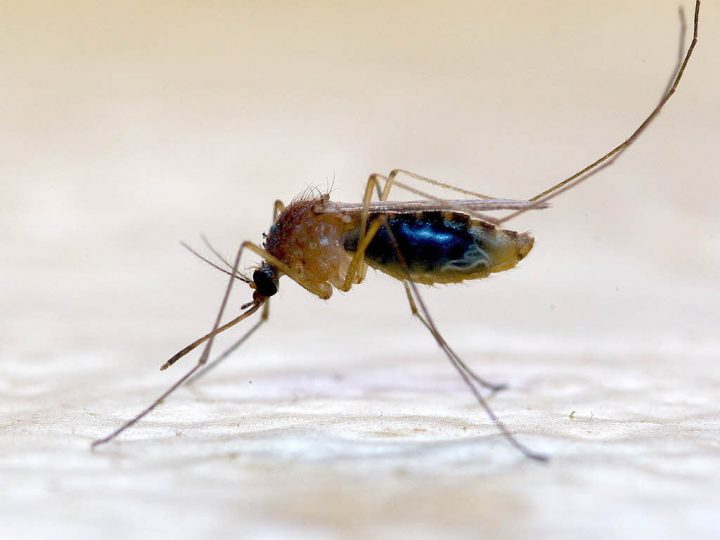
[242,242,333,300]
[92,239,331,447]
[340,174,388,291]
[163,240,320,370]
[91,240,264,448]
[189,198,288,383]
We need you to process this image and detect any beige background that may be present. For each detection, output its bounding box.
[2,1,719,538]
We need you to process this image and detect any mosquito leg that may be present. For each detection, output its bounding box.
[498,0,700,224]
[342,169,517,294]
[92,236,333,445]
[91,240,264,448]
[186,240,335,301]
[167,243,331,365]
[360,174,390,283]
[662,3,689,98]
[402,282,507,394]
[338,168,451,289]
[381,169,494,201]
[404,279,546,461]
[241,242,333,299]
[340,174,389,291]
[379,218,544,460]
[370,169,509,225]
[187,198,285,382]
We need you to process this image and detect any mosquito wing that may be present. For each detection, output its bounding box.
[319,198,548,223]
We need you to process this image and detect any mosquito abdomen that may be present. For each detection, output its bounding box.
[344,211,534,285]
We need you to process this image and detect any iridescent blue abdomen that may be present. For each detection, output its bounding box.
[349,212,478,270]
[343,210,531,285]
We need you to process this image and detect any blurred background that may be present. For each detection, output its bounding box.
[1,1,718,538]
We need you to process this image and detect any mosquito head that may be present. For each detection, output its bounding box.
[252,262,279,299]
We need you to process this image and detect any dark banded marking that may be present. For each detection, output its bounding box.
[344,211,488,276]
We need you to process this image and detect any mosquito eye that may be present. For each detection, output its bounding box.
[253,266,278,297]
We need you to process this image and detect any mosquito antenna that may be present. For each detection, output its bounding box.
[496,0,700,226]
[181,241,250,283]
[200,235,239,274]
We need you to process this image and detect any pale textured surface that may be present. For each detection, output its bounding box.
[2,1,719,539]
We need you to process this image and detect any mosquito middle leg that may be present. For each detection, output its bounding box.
[340,173,388,291]
[340,167,504,292]
[402,282,507,393]
[374,212,542,459]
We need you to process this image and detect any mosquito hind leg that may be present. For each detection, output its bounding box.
[381,169,496,201]
[402,282,507,394]
[497,0,701,226]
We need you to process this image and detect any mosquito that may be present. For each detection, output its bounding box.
[92,1,700,460]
